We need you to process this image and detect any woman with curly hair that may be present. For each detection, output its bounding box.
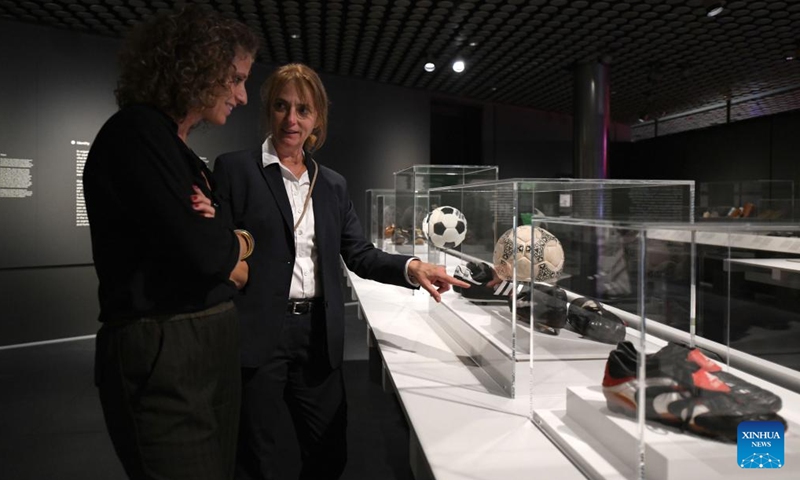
[83,6,258,479]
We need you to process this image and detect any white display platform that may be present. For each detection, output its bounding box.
[435,252,659,362]
[432,274,666,398]
[535,370,800,480]
[725,257,800,290]
[346,270,586,480]
[647,229,800,255]
[728,258,800,274]
[439,293,635,361]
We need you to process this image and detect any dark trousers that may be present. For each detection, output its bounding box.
[95,301,241,480]
[236,308,347,480]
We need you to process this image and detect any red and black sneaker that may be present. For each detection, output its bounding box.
[626,341,783,415]
[602,343,786,443]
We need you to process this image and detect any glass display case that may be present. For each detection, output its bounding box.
[425,178,800,480]
[696,180,794,222]
[425,178,695,397]
[364,188,394,250]
[392,164,498,257]
[531,222,800,480]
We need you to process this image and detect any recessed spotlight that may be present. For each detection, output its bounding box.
[786,56,795,61]
[469,41,478,47]
[289,33,300,39]
[424,62,435,72]
[706,1,724,17]
[452,60,465,73]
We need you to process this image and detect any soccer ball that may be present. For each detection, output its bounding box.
[427,206,467,249]
[420,212,431,240]
[493,226,564,282]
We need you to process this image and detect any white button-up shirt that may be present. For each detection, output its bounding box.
[262,136,320,299]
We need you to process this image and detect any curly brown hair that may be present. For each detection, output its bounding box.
[115,5,258,122]
[261,63,330,152]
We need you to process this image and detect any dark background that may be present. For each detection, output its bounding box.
[0,19,798,346]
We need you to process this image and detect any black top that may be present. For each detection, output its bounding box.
[83,104,240,321]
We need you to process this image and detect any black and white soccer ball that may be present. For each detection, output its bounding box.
[426,206,467,249]
[421,212,431,240]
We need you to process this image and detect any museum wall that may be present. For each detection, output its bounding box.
[487,103,575,178]
[609,109,800,198]
[316,73,431,221]
[0,19,272,345]
[0,19,433,346]
[428,98,591,179]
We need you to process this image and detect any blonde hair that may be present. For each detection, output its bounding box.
[261,63,329,152]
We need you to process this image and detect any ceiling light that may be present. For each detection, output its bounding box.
[452,60,465,73]
[786,56,795,61]
[424,62,435,72]
[469,41,478,47]
[706,1,724,17]
[289,33,300,39]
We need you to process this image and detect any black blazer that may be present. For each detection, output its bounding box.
[213,149,414,369]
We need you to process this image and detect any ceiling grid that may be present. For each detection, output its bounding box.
[1,0,798,136]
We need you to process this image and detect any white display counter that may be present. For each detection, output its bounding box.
[345,269,586,480]
[347,266,800,480]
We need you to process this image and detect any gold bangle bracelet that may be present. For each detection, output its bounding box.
[234,229,255,260]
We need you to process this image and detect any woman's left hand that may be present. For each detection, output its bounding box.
[407,259,471,303]
[191,185,216,218]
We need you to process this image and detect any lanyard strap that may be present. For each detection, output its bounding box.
[294,159,319,232]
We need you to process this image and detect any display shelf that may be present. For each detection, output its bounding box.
[696,180,794,222]
[418,181,800,479]
[346,269,586,480]
[727,258,800,274]
[724,258,800,291]
[534,409,634,480]
[534,375,800,480]
[347,255,800,480]
[647,228,800,254]
[439,292,635,362]
[429,254,663,398]
[393,176,800,479]
[526,295,800,480]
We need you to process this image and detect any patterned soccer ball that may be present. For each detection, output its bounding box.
[493,225,564,282]
[427,206,467,249]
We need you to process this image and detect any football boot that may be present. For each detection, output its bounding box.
[616,341,782,415]
[511,283,568,335]
[392,228,410,245]
[602,343,786,443]
[565,297,627,344]
[453,262,514,303]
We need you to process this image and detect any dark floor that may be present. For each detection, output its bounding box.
[0,303,413,480]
